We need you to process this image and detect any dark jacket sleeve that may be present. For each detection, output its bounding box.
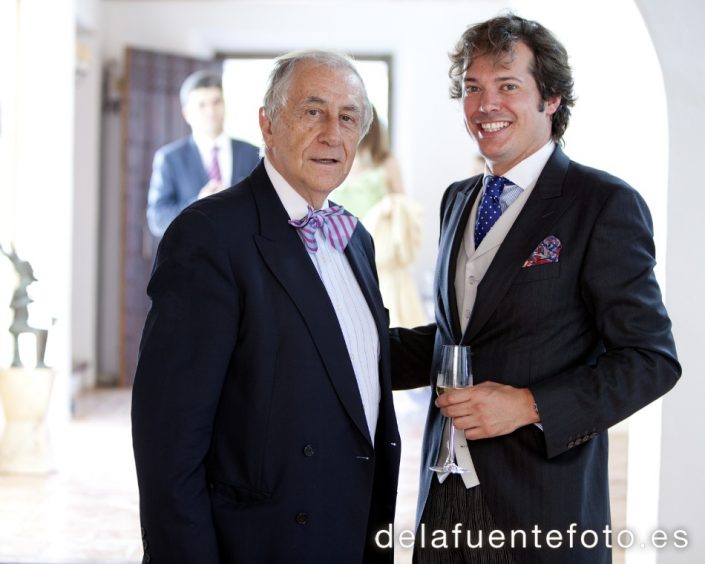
[132,207,239,562]
[389,323,437,390]
[147,148,201,238]
[531,183,681,458]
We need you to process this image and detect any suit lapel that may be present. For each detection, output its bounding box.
[187,136,209,187]
[437,178,482,342]
[345,234,386,350]
[342,213,401,446]
[344,231,395,400]
[250,165,373,445]
[464,147,574,342]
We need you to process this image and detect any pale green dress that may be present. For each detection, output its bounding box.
[332,168,388,219]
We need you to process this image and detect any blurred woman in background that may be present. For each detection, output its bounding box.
[333,107,426,328]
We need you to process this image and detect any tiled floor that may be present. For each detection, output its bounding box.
[0,389,142,563]
[0,388,626,564]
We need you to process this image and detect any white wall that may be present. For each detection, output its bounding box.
[1,0,76,425]
[73,0,102,389]
[0,0,19,367]
[637,0,705,561]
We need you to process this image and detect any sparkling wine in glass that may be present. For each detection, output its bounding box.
[430,344,473,474]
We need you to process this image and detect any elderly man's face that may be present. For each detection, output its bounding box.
[260,61,366,208]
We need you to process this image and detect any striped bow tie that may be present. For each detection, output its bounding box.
[288,205,358,253]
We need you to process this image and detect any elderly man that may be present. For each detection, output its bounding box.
[391,14,680,564]
[132,50,400,564]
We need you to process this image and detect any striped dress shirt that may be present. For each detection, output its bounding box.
[264,157,380,442]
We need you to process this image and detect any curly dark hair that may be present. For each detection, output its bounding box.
[449,14,575,143]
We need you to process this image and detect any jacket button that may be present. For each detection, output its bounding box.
[303,444,315,457]
[295,512,309,525]
[144,555,151,563]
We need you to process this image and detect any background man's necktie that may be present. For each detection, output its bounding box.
[288,205,358,253]
[207,145,222,183]
[474,175,510,248]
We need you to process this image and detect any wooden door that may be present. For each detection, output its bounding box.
[120,48,221,385]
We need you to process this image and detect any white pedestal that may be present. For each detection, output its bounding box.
[0,367,55,474]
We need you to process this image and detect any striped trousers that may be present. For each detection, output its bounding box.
[413,475,516,564]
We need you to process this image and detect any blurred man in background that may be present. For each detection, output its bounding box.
[146,69,260,237]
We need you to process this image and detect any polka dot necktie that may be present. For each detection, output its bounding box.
[474,175,510,248]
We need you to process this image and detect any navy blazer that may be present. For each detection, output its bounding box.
[391,146,680,564]
[133,162,401,563]
[146,136,260,237]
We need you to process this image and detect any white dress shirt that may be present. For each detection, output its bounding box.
[264,157,381,442]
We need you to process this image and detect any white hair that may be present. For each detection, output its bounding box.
[262,49,373,137]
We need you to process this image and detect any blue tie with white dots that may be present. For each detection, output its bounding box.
[474,175,510,248]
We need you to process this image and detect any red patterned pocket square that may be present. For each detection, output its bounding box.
[523,236,561,268]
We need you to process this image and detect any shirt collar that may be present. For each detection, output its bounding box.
[484,140,555,192]
[264,156,330,220]
[192,132,229,154]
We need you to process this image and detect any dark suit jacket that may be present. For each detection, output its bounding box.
[391,146,680,563]
[133,162,401,563]
[146,136,260,236]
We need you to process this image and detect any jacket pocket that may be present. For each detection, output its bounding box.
[208,479,271,505]
[512,262,561,284]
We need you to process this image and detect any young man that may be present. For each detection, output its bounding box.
[391,14,680,563]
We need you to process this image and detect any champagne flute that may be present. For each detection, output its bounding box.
[430,345,473,474]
